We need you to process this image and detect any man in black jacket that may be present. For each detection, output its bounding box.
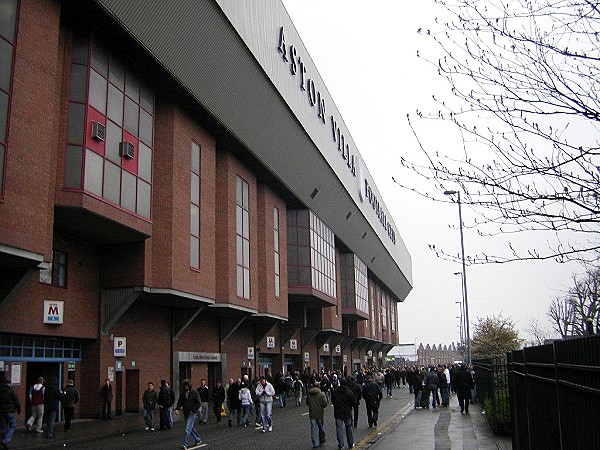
[361,375,383,428]
[0,374,21,449]
[424,368,439,409]
[43,377,62,438]
[101,379,112,420]
[211,380,225,423]
[346,375,362,428]
[452,364,474,414]
[331,379,356,449]
[142,382,158,431]
[196,379,209,424]
[62,379,79,432]
[158,380,175,430]
[175,379,202,449]
[226,378,241,427]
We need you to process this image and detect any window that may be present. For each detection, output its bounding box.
[381,289,388,332]
[236,176,250,299]
[340,254,368,314]
[274,207,280,298]
[65,32,154,218]
[0,334,82,359]
[39,250,68,288]
[286,210,336,297]
[369,283,376,337]
[0,0,18,198]
[390,299,396,333]
[190,141,201,269]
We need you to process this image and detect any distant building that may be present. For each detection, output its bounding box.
[417,343,462,366]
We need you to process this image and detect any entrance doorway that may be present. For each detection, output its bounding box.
[115,371,123,416]
[125,369,139,413]
[25,362,61,420]
[208,363,221,387]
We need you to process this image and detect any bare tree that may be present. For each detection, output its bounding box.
[548,296,575,338]
[396,0,600,264]
[548,266,600,337]
[525,317,553,346]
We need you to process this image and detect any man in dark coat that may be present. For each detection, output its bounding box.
[211,380,225,423]
[331,379,356,449]
[226,378,241,426]
[175,379,202,449]
[452,364,475,413]
[410,367,424,409]
[346,375,362,428]
[196,379,209,424]
[0,374,21,449]
[43,377,62,438]
[142,381,158,431]
[101,378,113,420]
[424,367,439,409]
[157,379,175,430]
[62,379,80,432]
[361,375,383,428]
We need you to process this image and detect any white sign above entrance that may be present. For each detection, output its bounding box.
[43,301,64,324]
[178,352,222,363]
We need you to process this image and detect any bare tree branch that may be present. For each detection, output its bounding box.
[399,0,600,264]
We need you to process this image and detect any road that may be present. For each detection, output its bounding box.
[37,387,414,450]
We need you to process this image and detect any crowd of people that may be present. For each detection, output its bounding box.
[0,373,80,449]
[0,363,477,450]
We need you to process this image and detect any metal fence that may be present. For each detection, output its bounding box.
[473,358,511,435]
[508,335,600,450]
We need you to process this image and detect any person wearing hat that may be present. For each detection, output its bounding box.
[62,379,80,432]
[0,373,21,449]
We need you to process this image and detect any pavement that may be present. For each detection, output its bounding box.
[7,385,512,449]
[365,398,512,450]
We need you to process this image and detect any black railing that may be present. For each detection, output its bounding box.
[473,358,511,435]
[508,335,600,450]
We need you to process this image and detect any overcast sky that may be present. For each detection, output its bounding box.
[281,0,585,347]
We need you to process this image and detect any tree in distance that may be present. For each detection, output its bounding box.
[471,313,521,360]
[548,266,600,337]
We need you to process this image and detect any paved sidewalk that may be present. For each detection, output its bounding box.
[9,414,150,449]
[362,399,512,450]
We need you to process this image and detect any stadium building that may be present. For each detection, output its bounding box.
[0,0,412,418]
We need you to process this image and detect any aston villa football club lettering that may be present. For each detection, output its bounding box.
[277,26,396,245]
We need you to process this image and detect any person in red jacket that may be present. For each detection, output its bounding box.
[26,376,45,433]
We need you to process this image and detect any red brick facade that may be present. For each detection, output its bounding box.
[0,0,400,423]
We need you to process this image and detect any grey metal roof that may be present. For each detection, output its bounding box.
[94,0,413,301]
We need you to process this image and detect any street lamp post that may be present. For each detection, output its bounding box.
[455,300,463,348]
[445,190,471,365]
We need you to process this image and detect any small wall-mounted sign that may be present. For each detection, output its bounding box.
[43,301,64,324]
[114,337,126,357]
